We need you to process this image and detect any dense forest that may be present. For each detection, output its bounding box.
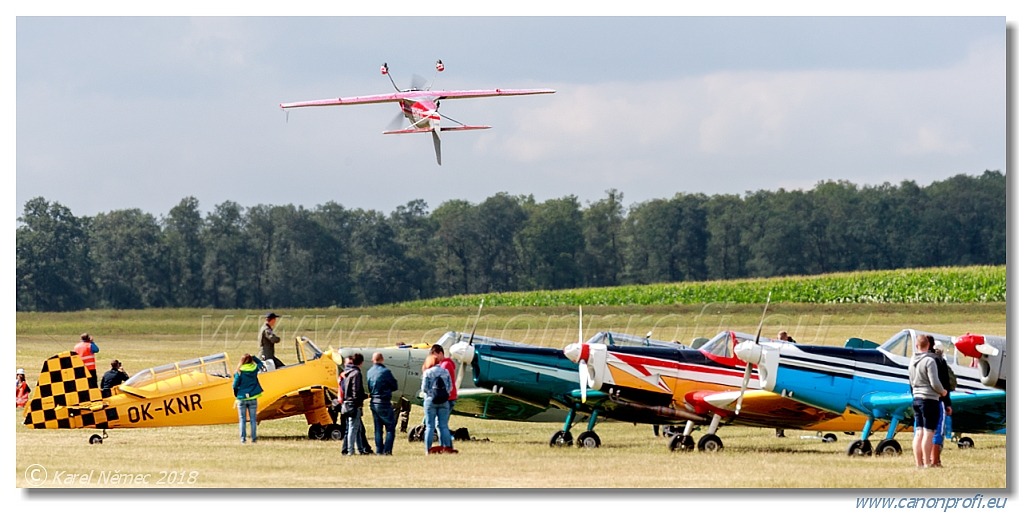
[16,171,1005,312]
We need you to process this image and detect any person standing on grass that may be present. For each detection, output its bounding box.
[233,354,265,444]
[430,344,458,450]
[367,352,399,455]
[341,353,370,455]
[909,334,947,468]
[73,333,100,379]
[930,339,955,468]
[421,354,454,454]
[16,368,30,408]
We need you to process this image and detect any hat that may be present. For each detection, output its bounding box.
[16,368,24,375]
[80,333,92,342]
[265,312,280,320]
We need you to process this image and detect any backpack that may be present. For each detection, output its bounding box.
[430,374,449,405]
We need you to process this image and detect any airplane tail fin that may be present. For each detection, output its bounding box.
[23,351,116,429]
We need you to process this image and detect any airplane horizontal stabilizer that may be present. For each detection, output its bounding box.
[382,127,433,135]
[23,351,115,429]
[440,125,491,132]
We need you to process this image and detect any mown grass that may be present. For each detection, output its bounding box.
[13,303,1007,490]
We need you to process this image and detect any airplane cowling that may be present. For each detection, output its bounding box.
[588,344,609,390]
[955,334,1007,389]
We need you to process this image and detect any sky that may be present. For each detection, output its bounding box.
[13,15,1008,218]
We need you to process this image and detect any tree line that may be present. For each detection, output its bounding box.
[16,171,1005,312]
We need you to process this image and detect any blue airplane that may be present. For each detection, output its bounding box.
[734,328,1006,457]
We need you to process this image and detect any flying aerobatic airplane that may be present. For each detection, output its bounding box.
[23,337,344,443]
[279,60,555,165]
[734,328,1007,456]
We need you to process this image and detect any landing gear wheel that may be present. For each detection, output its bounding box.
[576,430,601,449]
[88,434,103,445]
[668,434,695,452]
[308,424,325,440]
[847,439,873,456]
[822,433,838,443]
[958,437,975,449]
[549,430,574,447]
[324,424,344,441]
[697,434,723,452]
[874,438,902,456]
[408,424,425,443]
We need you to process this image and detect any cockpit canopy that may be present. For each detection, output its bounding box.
[878,329,960,365]
[120,353,231,397]
[584,332,682,349]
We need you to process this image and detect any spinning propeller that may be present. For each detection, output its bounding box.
[734,292,771,415]
[449,299,485,390]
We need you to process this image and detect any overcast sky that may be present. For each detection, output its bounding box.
[14,16,1007,218]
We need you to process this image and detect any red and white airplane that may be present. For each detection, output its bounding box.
[279,60,555,165]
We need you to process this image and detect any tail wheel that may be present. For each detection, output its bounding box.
[668,434,695,452]
[958,437,975,449]
[88,434,103,445]
[697,434,723,452]
[576,430,601,449]
[549,430,573,447]
[822,433,838,443]
[874,438,902,456]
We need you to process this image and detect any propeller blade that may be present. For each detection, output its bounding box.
[432,130,442,165]
[579,360,589,404]
[410,74,427,91]
[578,306,584,345]
[737,292,772,415]
[386,111,405,132]
[735,363,752,414]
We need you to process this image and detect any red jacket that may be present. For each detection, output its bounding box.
[73,340,98,371]
[439,357,457,401]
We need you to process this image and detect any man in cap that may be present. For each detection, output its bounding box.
[258,312,284,369]
[101,360,130,393]
[73,333,100,378]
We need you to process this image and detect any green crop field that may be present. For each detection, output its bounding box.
[13,268,1008,495]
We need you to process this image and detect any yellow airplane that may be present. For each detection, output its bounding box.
[23,337,342,443]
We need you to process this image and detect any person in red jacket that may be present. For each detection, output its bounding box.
[73,333,100,378]
[429,344,458,450]
[16,368,30,408]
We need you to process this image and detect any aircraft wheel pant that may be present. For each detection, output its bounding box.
[873,438,902,456]
[576,430,601,449]
[697,434,723,452]
[847,439,873,457]
[668,434,695,452]
[550,430,573,448]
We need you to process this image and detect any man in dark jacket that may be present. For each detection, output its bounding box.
[258,312,284,369]
[340,353,370,455]
[100,360,130,392]
[367,352,399,455]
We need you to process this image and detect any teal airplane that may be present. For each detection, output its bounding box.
[734,328,1007,456]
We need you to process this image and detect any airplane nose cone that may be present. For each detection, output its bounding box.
[734,341,762,366]
[450,341,474,365]
[564,343,585,363]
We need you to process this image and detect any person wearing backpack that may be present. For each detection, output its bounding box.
[421,354,454,454]
[430,344,459,449]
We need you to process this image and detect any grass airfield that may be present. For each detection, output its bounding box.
[14,303,1008,489]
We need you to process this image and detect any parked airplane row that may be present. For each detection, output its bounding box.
[21,309,1006,458]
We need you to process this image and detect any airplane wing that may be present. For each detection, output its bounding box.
[693,389,844,429]
[450,387,552,422]
[279,89,554,109]
[257,385,333,425]
[861,389,1006,434]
